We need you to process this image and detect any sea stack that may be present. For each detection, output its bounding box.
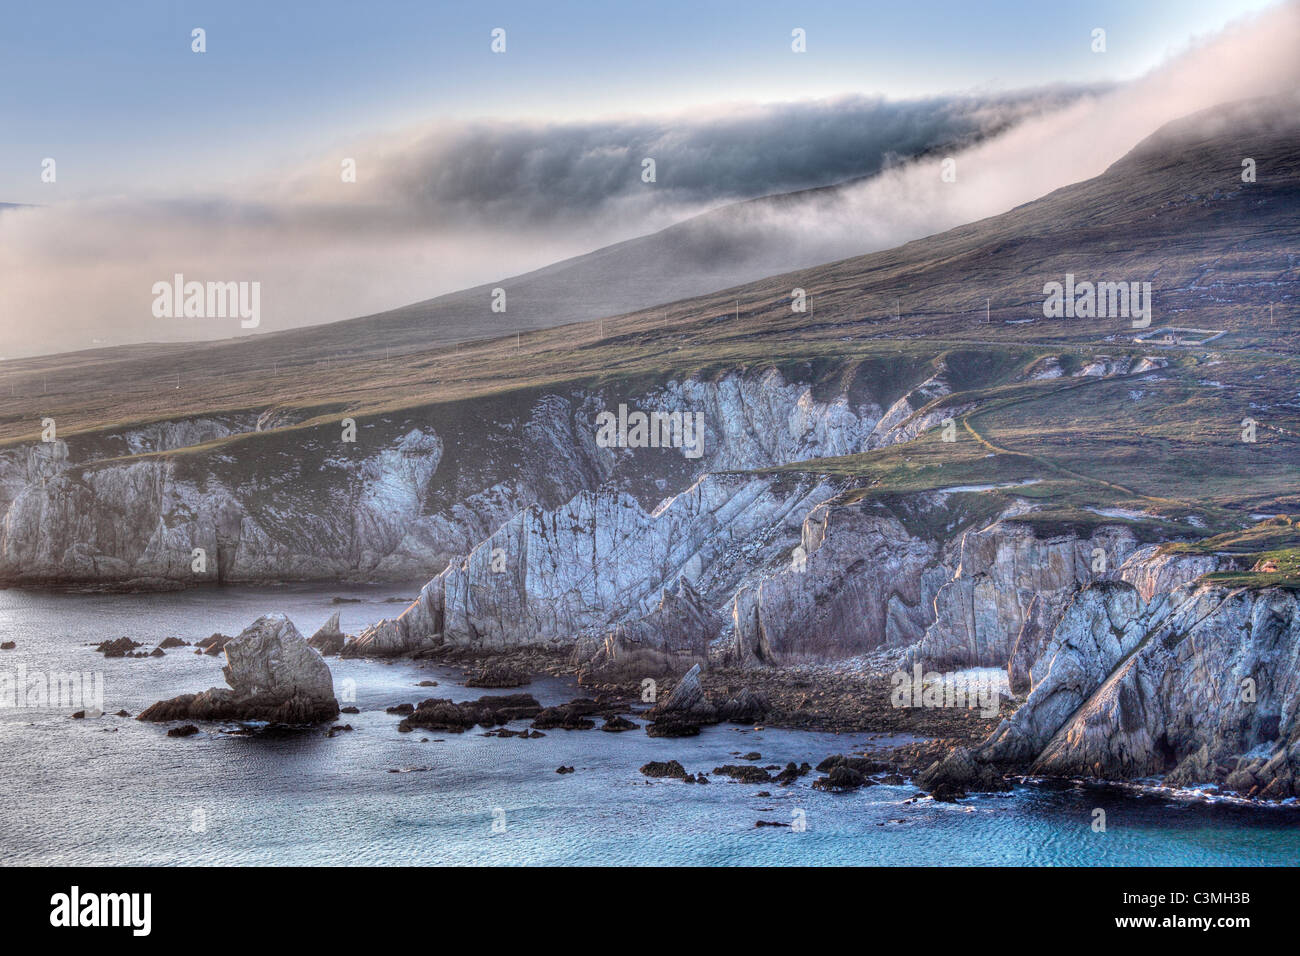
[139,614,339,725]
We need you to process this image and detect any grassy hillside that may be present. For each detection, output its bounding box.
[1,96,1296,536]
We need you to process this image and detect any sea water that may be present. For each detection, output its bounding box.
[1,585,1296,866]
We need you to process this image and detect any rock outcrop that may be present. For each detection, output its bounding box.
[646,664,717,732]
[465,661,532,688]
[978,578,1300,799]
[398,694,542,733]
[906,521,1139,670]
[0,366,903,589]
[138,614,338,724]
[342,473,837,659]
[306,612,348,656]
[575,576,720,679]
[725,494,950,665]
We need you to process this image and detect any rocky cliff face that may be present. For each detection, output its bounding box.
[343,473,837,657]
[725,493,954,666]
[0,367,904,588]
[906,521,1140,670]
[977,577,1300,798]
[337,462,1178,687]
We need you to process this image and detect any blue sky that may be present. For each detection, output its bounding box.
[0,0,1282,201]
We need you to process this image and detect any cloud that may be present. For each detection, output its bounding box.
[279,89,1086,227]
[0,1,1296,359]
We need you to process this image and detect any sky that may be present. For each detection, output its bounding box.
[0,0,1282,201]
[0,0,1293,357]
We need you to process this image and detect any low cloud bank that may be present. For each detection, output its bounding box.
[1,2,1296,358]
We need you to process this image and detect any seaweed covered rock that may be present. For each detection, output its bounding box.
[399,693,542,733]
[640,760,689,780]
[916,746,1009,797]
[531,699,599,730]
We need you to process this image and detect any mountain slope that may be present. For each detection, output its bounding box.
[0,94,1295,595]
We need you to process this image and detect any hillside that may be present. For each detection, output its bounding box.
[0,93,1295,596]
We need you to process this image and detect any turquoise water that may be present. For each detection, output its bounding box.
[1,585,1297,866]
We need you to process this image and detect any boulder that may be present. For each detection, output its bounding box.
[647,664,717,724]
[916,746,1009,795]
[600,715,638,732]
[645,718,700,737]
[138,614,338,724]
[196,633,233,657]
[640,760,689,780]
[812,765,870,792]
[531,699,599,730]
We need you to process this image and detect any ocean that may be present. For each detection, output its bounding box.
[1,585,1296,866]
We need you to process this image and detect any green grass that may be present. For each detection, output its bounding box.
[1160,516,1300,590]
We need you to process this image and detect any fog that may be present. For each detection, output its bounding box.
[0,1,1296,359]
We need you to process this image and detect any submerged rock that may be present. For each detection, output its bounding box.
[774,762,812,786]
[712,764,774,784]
[138,614,338,725]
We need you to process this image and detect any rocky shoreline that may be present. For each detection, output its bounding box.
[106,503,1300,807]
